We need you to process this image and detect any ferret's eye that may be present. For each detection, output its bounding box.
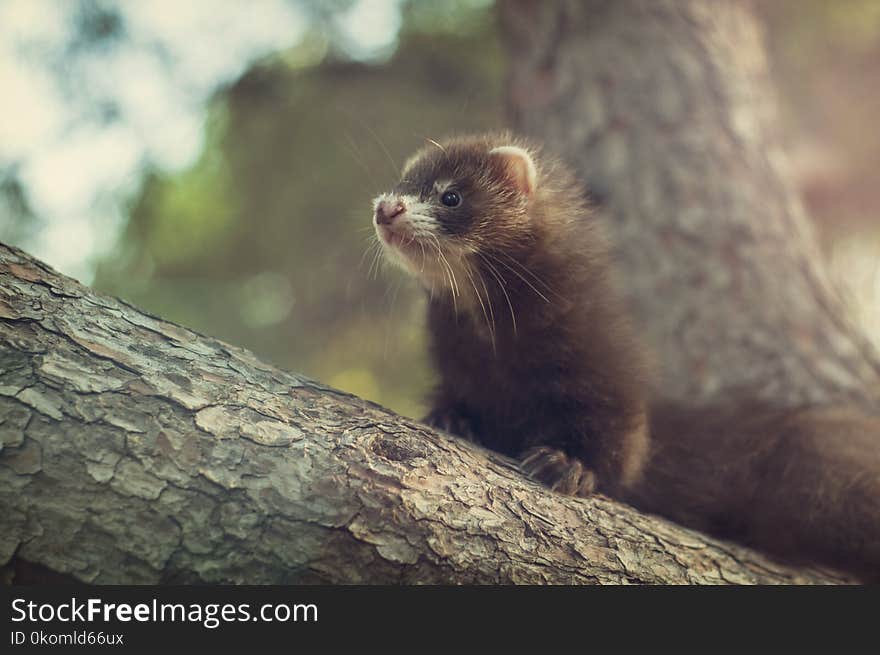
[441,190,461,207]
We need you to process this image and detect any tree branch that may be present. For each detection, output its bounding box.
[0,243,849,584]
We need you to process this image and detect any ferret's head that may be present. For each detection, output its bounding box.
[371,135,540,292]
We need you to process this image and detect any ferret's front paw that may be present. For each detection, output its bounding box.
[520,446,597,497]
[423,407,478,442]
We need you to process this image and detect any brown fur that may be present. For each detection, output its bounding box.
[629,402,880,582]
[373,133,880,582]
[378,133,649,496]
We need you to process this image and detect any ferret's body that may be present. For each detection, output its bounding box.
[374,133,647,495]
[371,133,880,581]
[424,241,649,495]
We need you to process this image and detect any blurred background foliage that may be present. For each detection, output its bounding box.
[761,1,880,339]
[1,0,879,418]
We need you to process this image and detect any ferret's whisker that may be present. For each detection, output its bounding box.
[484,251,555,304]
[477,267,498,347]
[483,249,547,288]
[440,252,460,299]
[341,129,383,191]
[440,258,458,314]
[429,234,461,301]
[464,261,496,355]
[426,238,449,281]
[360,238,380,266]
[501,254,561,300]
[478,252,517,334]
[424,136,446,153]
[369,243,385,279]
[360,119,398,176]
[437,250,459,313]
[359,239,379,270]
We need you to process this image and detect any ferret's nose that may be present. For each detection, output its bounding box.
[375,199,406,226]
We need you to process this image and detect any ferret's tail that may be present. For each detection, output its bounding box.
[625,402,880,582]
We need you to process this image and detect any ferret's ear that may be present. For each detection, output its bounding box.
[489,145,537,197]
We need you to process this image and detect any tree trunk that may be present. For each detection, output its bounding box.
[500,0,880,406]
[0,243,849,584]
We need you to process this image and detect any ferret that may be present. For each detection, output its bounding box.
[373,133,649,496]
[371,132,880,582]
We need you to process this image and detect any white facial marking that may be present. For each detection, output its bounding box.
[371,192,439,239]
[371,182,483,315]
[371,188,470,292]
[432,179,452,194]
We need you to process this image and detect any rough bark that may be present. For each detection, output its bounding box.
[501,0,880,406]
[0,243,849,584]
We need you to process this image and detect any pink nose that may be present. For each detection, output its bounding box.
[375,199,405,226]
